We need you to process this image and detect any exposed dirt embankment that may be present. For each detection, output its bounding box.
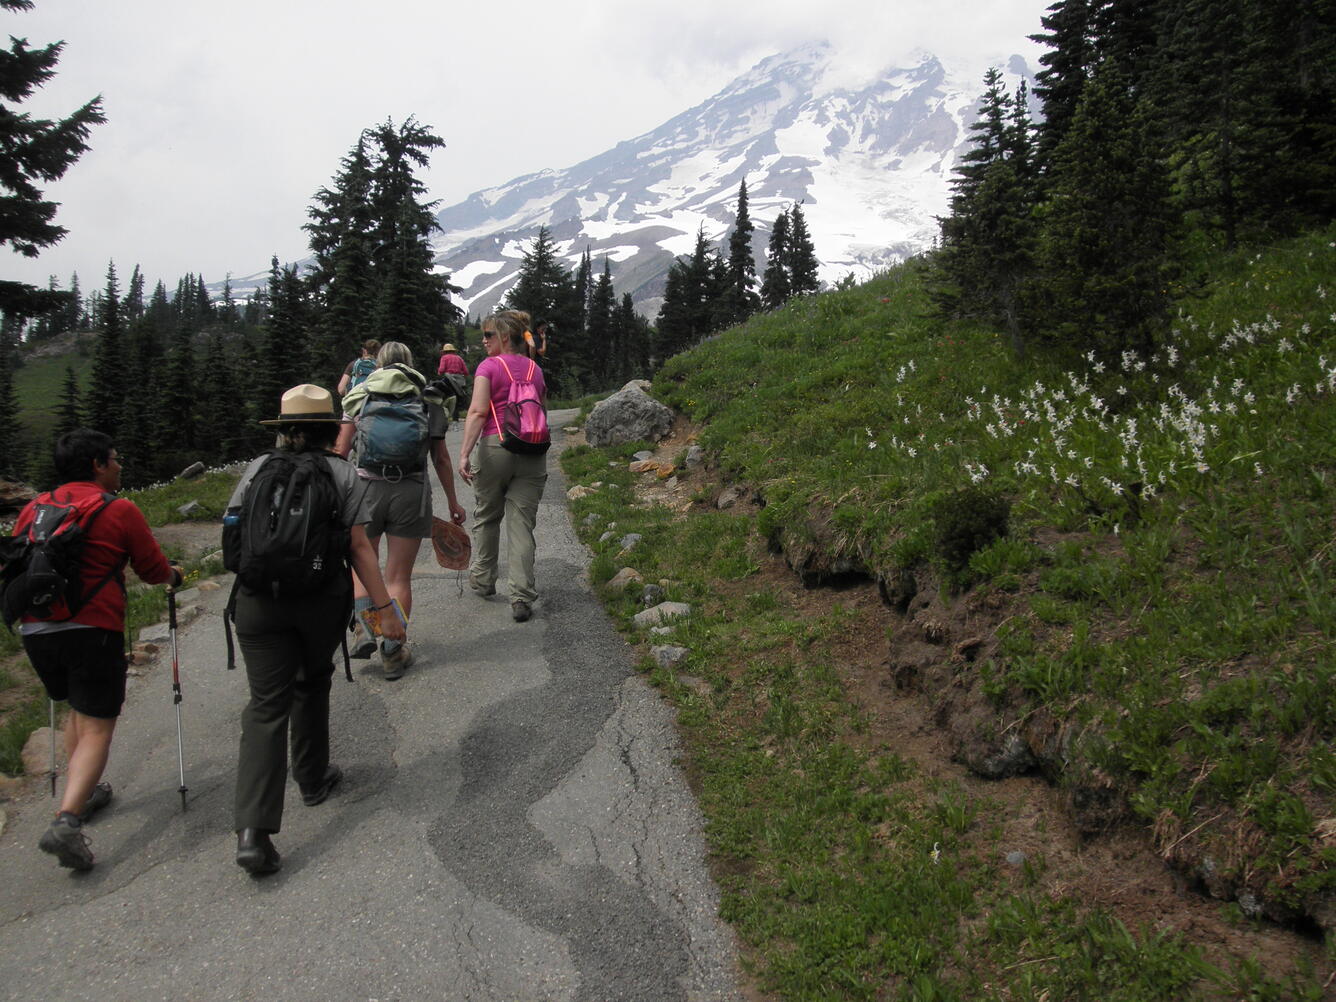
[624,418,1327,983]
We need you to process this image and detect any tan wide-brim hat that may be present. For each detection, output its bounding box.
[441,343,456,353]
[259,384,340,425]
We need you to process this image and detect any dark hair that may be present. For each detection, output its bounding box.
[54,428,114,483]
[362,339,381,355]
[275,423,340,453]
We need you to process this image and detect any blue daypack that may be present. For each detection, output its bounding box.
[354,365,430,478]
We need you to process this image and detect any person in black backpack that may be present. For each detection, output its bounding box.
[226,384,404,876]
[335,341,465,680]
[3,429,183,871]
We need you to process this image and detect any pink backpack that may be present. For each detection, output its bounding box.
[490,356,551,455]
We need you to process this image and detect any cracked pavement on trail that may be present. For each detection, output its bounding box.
[0,411,744,1002]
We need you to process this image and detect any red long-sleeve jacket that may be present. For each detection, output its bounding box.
[13,481,174,632]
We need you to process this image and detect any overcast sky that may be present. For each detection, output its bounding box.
[6,0,1049,293]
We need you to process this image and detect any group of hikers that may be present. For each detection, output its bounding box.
[4,309,553,877]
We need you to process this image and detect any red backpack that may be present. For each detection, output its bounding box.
[489,356,551,455]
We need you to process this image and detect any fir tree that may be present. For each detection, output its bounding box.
[720,180,760,327]
[934,69,1040,354]
[0,0,105,320]
[85,260,124,436]
[125,265,145,320]
[0,312,22,478]
[54,363,81,436]
[587,258,615,385]
[1038,61,1183,357]
[1030,0,1099,168]
[760,209,792,310]
[367,117,450,362]
[785,202,820,297]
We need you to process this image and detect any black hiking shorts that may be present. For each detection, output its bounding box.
[24,628,128,718]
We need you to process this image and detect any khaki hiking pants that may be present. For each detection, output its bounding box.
[470,437,548,604]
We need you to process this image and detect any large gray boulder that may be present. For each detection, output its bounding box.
[585,385,674,448]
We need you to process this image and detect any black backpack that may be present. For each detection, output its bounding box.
[223,450,350,597]
[0,489,118,629]
[222,450,354,674]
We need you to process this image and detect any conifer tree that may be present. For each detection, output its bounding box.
[85,261,124,436]
[1037,62,1183,357]
[760,209,792,310]
[220,275,240,327]
[0,312,22,478]
[54,363,81,437]
[0,0,105,320]
[720,180,760,327]
[125,265,145,320]
[934,70,1039,354]
[63,272,81,331]
[785,202,820,297]
[368,117,452,362]
[1030,0,1099,167]
[505,226,575,326]
[306,134,376,368]
[573,247,592,335]
[587,258,615,385]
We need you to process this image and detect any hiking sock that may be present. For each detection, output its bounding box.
[381,637,402,655]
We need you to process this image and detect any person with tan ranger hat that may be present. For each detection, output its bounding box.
[224,383,404,876]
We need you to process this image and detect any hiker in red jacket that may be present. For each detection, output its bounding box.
[11,429,182,871]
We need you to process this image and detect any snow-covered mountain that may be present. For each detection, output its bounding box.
[434,43,1032,319]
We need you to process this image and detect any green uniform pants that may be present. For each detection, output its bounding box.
[232,586,349,833]
[469,437,548,604]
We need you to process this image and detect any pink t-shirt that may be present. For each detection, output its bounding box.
[476,353,547,437]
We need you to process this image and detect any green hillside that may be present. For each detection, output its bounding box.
[565,226,1336,999]
[9,333,94,470]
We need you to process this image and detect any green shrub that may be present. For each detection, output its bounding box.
[930,486,1010,572]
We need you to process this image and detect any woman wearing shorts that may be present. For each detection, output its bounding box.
[336,341,465,678]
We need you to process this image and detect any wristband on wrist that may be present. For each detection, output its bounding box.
[374,601,394,611]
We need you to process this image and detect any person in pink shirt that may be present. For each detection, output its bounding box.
[436,342,470,378]
[458,311,548,623]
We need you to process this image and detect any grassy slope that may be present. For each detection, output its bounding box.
[564,226,1336,999]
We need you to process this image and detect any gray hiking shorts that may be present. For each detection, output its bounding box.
[360,476,432,539]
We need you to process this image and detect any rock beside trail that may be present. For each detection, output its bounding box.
[0,478,37,518]
[585,385,674,448]
[22,727,65,777]
[652,645,690,669]
[634,602,692,630]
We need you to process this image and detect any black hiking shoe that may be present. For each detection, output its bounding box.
[300,765,343,807]
[39,812,94,871]
[511,600,532,623]
[80,781,113,822]
[236,829,281,876]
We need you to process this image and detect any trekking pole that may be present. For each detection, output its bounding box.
[48,699,56,798]
[168,587,188,811]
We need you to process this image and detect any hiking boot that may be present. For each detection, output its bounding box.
[470,578,495,598]
[236,829,281,876]
[300,765,342,807]
[38,812,94,871]
[381,642,413,681]
[511,600,532,623]
[80,781,113,822]
[349,621,377,660]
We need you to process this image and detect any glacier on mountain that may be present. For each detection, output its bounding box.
[431,41,1030,318]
